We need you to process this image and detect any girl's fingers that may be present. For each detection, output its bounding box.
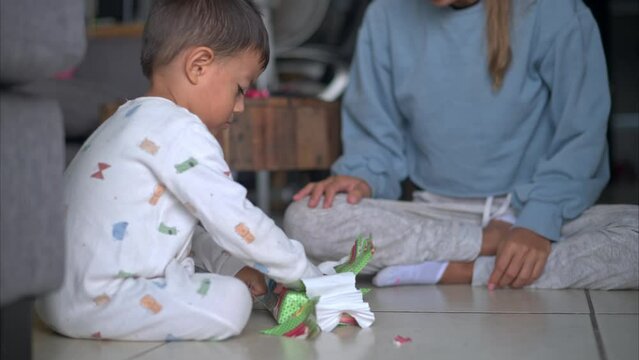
[346,187,364,204]
[530,255,548,283]
[308,181,328,208]
[293,176,369,208]
[488,246,514,289]
[511,256,536,288]
[499,251,526,288]
[322,177,366,208]
[293,182,315,201]
[323,181,345,208]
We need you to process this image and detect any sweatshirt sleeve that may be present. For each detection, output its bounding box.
[513,6,610,241]
[158,122,322,283]
[330,3,408,200]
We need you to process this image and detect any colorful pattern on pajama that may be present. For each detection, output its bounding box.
[174,157,198,173]
[90,162,111,180]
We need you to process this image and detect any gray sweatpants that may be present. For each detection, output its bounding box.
[283,192,638,290]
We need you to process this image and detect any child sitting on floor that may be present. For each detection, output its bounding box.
[36,0,321,341]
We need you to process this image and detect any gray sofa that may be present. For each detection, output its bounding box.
[19,36,149,165]
[0,0,86,358]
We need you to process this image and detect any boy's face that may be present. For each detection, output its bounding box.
[192,50,264,132]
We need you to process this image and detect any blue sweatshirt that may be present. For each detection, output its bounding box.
[332,0,610,241]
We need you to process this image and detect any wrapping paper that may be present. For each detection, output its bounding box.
[318,235,375,276]
[304,272,375,332]
[260,299,320,339]
[257,236,375,338]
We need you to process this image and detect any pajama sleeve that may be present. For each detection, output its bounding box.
[157,122,322,284]
[513,5,611,241]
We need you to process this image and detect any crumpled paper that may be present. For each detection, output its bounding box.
[304,272,375,332]
[257,235,375,338]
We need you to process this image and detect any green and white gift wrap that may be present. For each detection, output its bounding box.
[256,236,376,339]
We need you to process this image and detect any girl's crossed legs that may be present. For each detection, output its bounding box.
[284,193,638,290]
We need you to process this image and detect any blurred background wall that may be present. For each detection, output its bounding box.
[41,0,638,206]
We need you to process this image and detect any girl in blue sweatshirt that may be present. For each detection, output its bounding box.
[284,0,638,290]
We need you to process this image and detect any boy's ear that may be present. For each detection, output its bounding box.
[185,46,215,85]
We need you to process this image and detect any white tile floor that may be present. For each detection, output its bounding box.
[33,284,639,360]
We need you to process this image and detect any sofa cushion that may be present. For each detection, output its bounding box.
[0,92,66,306]
[18,37,149,140]
[74,37,149,99]
[20,78,120,139]
[0,0,86,85]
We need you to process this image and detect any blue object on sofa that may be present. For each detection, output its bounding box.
[0,0,86,358]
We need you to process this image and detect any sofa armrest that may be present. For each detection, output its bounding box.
[0,93,66,306]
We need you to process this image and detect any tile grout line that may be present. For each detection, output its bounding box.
[124,343,166,360]
[586,289,609,360]
[373,310,591,314]
[596,312,639,315]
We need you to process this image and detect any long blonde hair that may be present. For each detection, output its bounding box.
[485,0,512,90]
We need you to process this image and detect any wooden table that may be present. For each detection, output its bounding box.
[217,96,341,171]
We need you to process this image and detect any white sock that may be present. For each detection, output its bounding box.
[372,261,449,287]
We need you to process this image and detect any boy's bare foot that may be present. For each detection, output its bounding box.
[439,262,474,284]
[480,220,511,256]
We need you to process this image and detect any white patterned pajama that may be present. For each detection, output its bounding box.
[35,97,320,341]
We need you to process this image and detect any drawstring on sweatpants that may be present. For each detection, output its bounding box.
[481,193,512,227]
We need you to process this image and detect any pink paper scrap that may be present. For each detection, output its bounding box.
[393,335,412,347]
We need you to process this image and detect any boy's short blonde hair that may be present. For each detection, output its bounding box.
[140,0,270,79]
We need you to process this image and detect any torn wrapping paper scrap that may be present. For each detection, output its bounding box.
[393,335,412,347]
[258,235,375,338]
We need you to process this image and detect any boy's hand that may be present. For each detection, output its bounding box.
[488,228,551,289]
[292,175,372,209]
[235,266,267,296]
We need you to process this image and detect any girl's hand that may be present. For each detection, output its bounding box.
[292,175,372,209]
[235,266,267,296]
[488,228,551,289]
[480,219,512,256]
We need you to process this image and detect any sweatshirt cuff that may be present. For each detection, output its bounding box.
[283,262,323,290]
[300,261,323,279]
[514,201,563,242]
